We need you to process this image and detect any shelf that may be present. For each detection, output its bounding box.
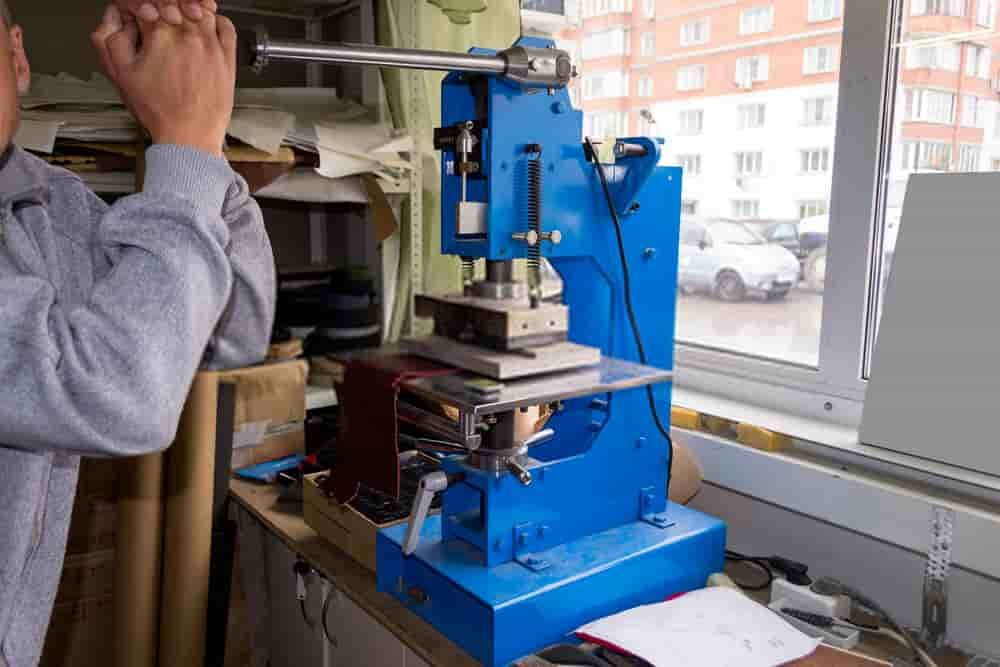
[219,0,354,19]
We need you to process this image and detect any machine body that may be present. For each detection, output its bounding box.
[248,32,725,667]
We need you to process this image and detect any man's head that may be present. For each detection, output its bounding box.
[0,0,31,153]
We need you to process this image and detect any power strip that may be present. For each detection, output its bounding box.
[771,577,850,619]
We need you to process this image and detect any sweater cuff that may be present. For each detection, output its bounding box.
[143,145,233,218]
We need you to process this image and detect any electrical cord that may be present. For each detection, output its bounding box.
[322,586,339,647]
[584,137,675,492]
[812,577,938,667]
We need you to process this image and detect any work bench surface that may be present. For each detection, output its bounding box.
[229,480,971,667]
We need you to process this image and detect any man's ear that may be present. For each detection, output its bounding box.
[9,26,30,95]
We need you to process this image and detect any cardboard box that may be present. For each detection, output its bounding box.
[226,361,309,469]
[303,473,433,572]
[65,495,117,556]
[56,549,116,603]
[39,594,114,667]
[76,459,119,499]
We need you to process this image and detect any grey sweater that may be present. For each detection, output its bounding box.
[0,144,276,667]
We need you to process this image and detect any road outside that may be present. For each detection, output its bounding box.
[676,289,823,367]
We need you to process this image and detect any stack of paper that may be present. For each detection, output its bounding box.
[15,74,413,185]
[576,587,821,667]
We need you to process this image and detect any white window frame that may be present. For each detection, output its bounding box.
[677,64,706,91]
[674,1,898,463]
[801,147,832,173]
[808,0,843,22]
[680,17,711,46]
[638,75,654,97]
[677,109,704,135]
[730,199,761,219]
[977,0,995,25]
[738,103,767,129]
[740,5,774,35]
[681,199,698,215]
[804,44,839,74]
[965,44,991,78]
[734,151,764,176]
[803,96,836,125]
[677,153,703,175]
[735,55,770,85]
[643,0,656,19]
[911,0,968,16]
[640,31,656,56]
[958,143,982,171]
[798,199,829,219]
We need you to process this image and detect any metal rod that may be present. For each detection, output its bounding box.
[257,37,508,76]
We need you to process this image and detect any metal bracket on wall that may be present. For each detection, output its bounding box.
[639,486,674,529]
[513,522,553,572]
[922,505,954,649]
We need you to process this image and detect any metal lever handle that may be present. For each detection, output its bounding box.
[403,471,450,556]
[523,428,555,448]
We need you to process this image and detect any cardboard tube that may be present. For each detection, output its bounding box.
[159,373,219,667]
[112,453,165,667]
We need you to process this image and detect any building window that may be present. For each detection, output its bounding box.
[992,158,1000,170]
[582,70,629,100]
[801,148,831,173]
[681,200,698,216]
[905,88,956,124]
[911,0,968,16]
[638,76,654,97]
[958,145,982,171]
[641,32,656,56]
[638,112,656,136]
[735,151,764,176]
[798,200,829,219]
[977,0,995,25]
[906,43,961,71]
[900,140,952,171]
[582,0,632,17]
[677,64,706,91]
[677,109,704,135]
[803,45,838,74]
[740,6,774,35]
[678,154,703,175]
[966,44,991,78]
[803,96,836,125]
[738,103,767,129]
[808,0,843,22]
[680,18,710,46]
[643,0,656,19]
[730,199,761,219]
[582,28,630,60]
[584,111,629,137]
[736,55,770,86]
[962,95,985,128]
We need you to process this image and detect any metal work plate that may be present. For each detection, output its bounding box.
[402,335,599,380]
[399,356,673,417]
[415,294,569,351]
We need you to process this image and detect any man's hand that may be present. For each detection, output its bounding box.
[114,0,218,25]
[92,5,236,157]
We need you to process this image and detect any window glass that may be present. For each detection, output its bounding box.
[869,0,1000,373]
[557,0,844,367]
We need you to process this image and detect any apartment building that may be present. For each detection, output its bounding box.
[554,0,1000,222]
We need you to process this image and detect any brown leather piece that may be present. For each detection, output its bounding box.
[330,355,455,504]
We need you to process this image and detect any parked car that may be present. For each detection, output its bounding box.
[678,218,802,301]
[798,215,829,291]
[742,220,803,260]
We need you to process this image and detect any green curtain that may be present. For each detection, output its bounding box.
[377,0,521,338]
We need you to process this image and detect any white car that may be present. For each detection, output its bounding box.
[678,219,802,301]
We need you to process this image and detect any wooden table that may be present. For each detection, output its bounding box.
[230,480,966,667]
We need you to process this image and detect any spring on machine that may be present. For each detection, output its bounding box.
[526,149,543,307]
[461,256,475,296]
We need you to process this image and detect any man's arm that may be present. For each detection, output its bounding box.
[204,177,277,370]
[0,147,235,456]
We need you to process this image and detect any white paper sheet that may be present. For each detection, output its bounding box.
[228,108,296,155]
[13,118,62,153]
[576,587,820,667]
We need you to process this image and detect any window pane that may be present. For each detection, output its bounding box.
[868,0,1000,374]
[557,1,842,367]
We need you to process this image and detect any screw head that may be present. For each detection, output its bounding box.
[636,436,648,448]
[643,248,657,259]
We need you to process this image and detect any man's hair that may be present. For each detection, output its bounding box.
[0,0,11,27]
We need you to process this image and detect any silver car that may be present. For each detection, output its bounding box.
[678,219,801,301]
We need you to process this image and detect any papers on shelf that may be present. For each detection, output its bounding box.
[576,587,821,667]
[18,74,413,183]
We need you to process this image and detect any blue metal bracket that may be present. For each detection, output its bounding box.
[639,487,675,529]
[513,522,554,572]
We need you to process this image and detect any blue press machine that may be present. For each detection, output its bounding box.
[248,33,726,667]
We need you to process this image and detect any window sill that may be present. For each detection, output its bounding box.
[672,383,1000,495]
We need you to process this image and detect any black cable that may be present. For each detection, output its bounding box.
[585,137,675,493]
[321,588,338,647]
[299,597,316,628]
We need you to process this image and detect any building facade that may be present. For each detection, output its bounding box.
[549,0,1000,223]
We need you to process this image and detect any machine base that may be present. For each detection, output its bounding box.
[376,503,725,667]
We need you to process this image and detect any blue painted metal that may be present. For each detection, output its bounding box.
[377,36,726,667]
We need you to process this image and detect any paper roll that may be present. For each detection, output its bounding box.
[112,453,164,667]
[159,373,220,667]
